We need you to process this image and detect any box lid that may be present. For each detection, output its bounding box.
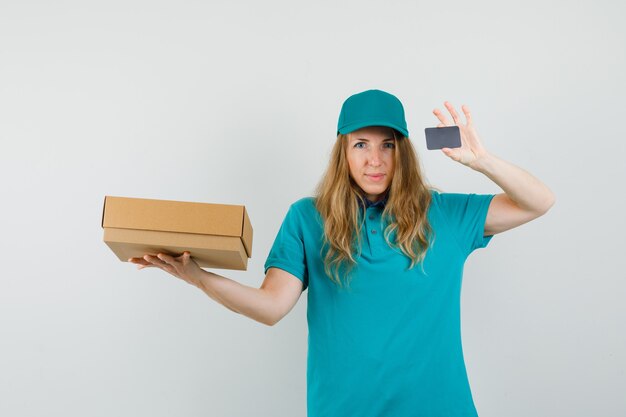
[101,196,253,257]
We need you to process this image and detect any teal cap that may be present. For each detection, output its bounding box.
[337,89,409,137]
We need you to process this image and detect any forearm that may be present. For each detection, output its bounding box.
[473,152,556,212]
[193,269,277,326]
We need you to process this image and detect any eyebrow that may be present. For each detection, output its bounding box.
[352,137,395,142]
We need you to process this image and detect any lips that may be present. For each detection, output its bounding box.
[366,173,385,182]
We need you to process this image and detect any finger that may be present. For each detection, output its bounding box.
[432,108,452,126]
[132,263,155,270]
[129,257,152,266]
[129,259,151,266]
[144,254,168,267]
[156,253,175,264]
[174,251,190,262]
[441,147,460,161]
[461,104,473,125]
[177,251,191,263]
[145,255,179,275]
[444,101,462,125]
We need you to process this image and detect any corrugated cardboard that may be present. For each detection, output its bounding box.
[101,195,253,270]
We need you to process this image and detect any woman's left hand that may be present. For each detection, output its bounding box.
[432,101,490,170]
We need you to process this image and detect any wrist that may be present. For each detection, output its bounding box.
[191,268,210,291]
[471,151,498,174]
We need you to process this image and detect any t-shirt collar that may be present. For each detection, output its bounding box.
[358,190,389,209]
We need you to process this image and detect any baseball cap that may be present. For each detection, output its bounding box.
[337,89,409,138]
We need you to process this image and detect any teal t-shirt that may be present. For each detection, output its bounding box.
[264,190,496,417]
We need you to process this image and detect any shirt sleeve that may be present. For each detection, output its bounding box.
[264,203,309,291]
[437,192,496,256]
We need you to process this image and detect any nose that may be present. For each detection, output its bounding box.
[368,147,382,166]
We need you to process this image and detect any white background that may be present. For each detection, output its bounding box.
[1,0,624,416]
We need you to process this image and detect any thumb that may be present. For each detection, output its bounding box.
[442,147,461,162]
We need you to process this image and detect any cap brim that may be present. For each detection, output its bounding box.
[338,120,409,138]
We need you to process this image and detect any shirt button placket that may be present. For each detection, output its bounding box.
[364,208,373,256]
[367,208,380,256]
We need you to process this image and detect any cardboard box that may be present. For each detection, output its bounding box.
[101,195,253,270]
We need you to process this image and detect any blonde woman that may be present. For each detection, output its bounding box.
[130,89,555,417]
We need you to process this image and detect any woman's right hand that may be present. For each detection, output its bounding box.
[128,251,206,289]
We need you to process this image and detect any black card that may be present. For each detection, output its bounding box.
[425,126,462,150]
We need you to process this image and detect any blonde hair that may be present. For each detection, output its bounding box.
[313,128,437,290]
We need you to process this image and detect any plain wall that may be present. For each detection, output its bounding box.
[1,0,624,416]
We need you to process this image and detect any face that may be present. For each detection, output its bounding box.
[346,126,396,203]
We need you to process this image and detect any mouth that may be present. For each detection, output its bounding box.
[366,173,385,182]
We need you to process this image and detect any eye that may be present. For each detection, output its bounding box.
[383,142,395,149]
[354,142,366,149]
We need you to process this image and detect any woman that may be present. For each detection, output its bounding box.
[129,89,555,416]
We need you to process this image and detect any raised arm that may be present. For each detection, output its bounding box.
[478,155,555,236]
[432,101,556,236]
[129,253,303,326]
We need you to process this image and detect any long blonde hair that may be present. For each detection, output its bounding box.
[313,128,437,289]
